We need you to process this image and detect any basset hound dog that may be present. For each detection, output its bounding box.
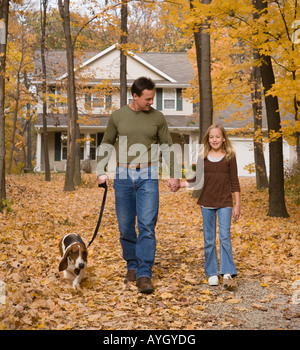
[59,233,88,290]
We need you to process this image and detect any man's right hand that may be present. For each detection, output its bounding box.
[166,178,180,192]
[97,174,109,187]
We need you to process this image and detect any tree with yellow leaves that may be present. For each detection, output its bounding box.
[178,0,297,217]
[5,1,38,176]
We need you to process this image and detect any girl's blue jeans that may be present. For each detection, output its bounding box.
[113,165,159,279]
[201,207,237,277]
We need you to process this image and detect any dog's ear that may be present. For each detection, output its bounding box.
[59,246,71,271]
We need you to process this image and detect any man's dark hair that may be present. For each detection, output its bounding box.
[131,77,155,97]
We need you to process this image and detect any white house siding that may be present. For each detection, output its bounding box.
[82,50,165,81]
[82,49,120,80]
[230,137,296,177]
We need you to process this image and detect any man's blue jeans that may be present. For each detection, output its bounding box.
[201,207,237,277]
[113,165,159,279]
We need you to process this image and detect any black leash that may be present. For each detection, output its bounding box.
[87,182,108,248]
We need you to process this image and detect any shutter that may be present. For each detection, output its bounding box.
[105,94,112,108]
[97,133,104,147]
[176,88,183,111]
[54,132,61,161]
[156,88,162,110]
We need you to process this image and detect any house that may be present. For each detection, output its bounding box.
[33,44,296,177]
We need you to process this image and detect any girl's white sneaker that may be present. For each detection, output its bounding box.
[208,275,219,286]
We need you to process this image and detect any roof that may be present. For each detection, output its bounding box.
[34,50,96,82]
[139,52,193,85]
[35,113,198,131]
[33,44,194,86]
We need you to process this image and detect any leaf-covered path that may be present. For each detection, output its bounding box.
[0,174,299,330]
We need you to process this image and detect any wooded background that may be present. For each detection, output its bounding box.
[0,0,299,218]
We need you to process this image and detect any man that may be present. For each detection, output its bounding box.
[97,77,180,294]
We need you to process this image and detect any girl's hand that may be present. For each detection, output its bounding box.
[180,181,188,188]
[232,191,241,222]
[232,206,240,222]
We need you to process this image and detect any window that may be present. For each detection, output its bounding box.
[49,86,56,108]
[85,93,102,108]
[61,132,68,160]
[79,134,84,160]
[127,89,133,104]
[85,87,112,109]
[156,88,183,111]
[163,89,176,110]
[60,132,84,160]
[49,87,67,108]
[55,132,103,162]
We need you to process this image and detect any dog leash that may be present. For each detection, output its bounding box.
[87,182,108,248]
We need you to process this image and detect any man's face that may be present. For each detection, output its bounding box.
[133,89,155,111]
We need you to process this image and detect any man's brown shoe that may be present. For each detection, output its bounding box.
[136,277,154,294]
[124,270,136,284]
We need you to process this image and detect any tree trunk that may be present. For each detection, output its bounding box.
[23,71,33,171]
[190,0,213,142]
[251,51,268,190]
[58,0,81,191]
[255,0,289,218]
[190,0,213,198]
[40,0,50,181]
[8,70,20,174]
[120,0,128,107]
[193,27,202,128]
[26,109,32,170]
[0,0,9,211]
[199,0,213,142]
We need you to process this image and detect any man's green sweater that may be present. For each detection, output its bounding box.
[96,105,176,176]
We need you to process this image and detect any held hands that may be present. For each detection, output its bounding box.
[166,178,181,192]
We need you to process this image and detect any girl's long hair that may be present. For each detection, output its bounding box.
[202,124,236,161]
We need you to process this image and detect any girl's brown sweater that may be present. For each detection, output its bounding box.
[188,156,240,208]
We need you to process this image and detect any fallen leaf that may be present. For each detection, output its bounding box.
[226,298,242,304]
[283,309,300,320]
[252,303,268,311]
[260,282,269,288]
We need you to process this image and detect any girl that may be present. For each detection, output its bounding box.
[180,124,241,289]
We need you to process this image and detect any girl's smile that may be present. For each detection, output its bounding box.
[208,128,225,152]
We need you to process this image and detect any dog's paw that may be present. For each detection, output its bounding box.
[72,282,82,291]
